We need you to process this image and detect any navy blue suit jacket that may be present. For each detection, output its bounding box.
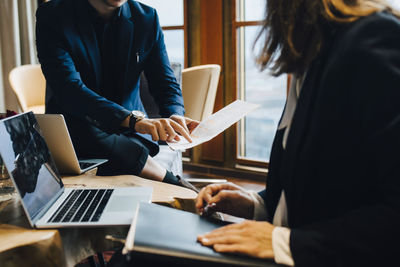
[36,0,184,146]
[260,12,400,267]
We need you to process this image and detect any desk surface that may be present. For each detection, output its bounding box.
[0,173,197,267]
[62,172,197,203]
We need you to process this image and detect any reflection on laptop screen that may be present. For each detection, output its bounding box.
[0,112,63,220]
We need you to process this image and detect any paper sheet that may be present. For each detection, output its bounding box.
[167,100,260,150]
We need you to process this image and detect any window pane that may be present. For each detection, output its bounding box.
[237,26,286,161]
[163,30,184,69]
[137,0,184,26]
[236,0,265,22]
[388,0,400,10]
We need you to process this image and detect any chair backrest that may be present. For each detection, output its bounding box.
[140,62,182,118]
[181,64,221,121]
[9,64,46,113]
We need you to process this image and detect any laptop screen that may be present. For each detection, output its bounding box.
[0,112,63,221]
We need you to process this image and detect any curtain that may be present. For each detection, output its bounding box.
[0,0,38,112]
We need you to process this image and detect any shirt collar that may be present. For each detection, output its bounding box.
[85,0,125,23]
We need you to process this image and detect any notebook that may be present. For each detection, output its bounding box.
[34,114,107,174]
[0,112,153,228]
[123,203,277,266]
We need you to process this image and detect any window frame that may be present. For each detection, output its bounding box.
[183,0,288,171]
[232,2,271,168]
[159,0,188,68]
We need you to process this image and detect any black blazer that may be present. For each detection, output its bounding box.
[36,0,184,146]
[260,12,400,267]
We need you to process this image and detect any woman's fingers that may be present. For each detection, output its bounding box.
[195,183,247,212]
[198,221,276,259]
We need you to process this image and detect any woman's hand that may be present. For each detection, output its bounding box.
[195,182,255,219]
[197,220,275,259]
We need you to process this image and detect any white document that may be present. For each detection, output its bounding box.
[167,100,260,150]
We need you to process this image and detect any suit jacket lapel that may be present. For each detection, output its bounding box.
[113,3,134,102]
[74,0,102,90]
[285,30,337,163]
[281,59,323,222]
[282,30,337,224]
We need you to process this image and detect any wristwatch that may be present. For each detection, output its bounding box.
[129,110,146,132]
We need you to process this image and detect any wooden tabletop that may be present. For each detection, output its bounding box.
[0,173,197,267]
[62,172,197,203]
[0,223,64,266]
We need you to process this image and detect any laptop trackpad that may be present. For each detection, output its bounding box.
[107,196,139,212]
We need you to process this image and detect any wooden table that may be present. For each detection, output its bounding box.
[0,172,197,267]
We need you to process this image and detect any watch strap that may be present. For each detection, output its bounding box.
[129,113,137,132]
[129,111,146,132]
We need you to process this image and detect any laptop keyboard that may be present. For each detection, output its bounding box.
[48,189,114,223]
[79,161,96,170]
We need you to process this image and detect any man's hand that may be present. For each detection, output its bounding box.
[135,118,193,142]
[197,220,275,259]
[195,183,255,219]
[169,115,199,134]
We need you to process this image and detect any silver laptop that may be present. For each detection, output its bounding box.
[0,112,153,228]
[34,114,107,174]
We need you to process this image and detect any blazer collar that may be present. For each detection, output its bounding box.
[84,0,131,21]
[74,0,135,93]
[120,1,133,20]
[75,0,102,89]
[112,1,135,102]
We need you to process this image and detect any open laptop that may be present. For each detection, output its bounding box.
[0,112,153,228]
[34,114,107,174]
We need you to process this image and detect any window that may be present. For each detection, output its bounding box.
[137,0,186,68]
[235,0,287,164]
[387,0,400,10]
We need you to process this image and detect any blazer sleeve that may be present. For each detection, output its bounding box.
[142,10,185,118]
[36,5,130,133]
[290,14,400,267]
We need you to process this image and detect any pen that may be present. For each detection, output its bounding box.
[201,202,216,217]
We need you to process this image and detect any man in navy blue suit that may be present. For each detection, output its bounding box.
[36,0,198,188]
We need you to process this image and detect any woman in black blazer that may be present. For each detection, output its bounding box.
[196,1,400,266]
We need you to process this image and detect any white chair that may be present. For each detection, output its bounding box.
[143,64,221,178]
[9,64,46,113]
[180,65,225,188]
[181,64,221,121]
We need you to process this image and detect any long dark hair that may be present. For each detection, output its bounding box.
[256,0,397,76]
